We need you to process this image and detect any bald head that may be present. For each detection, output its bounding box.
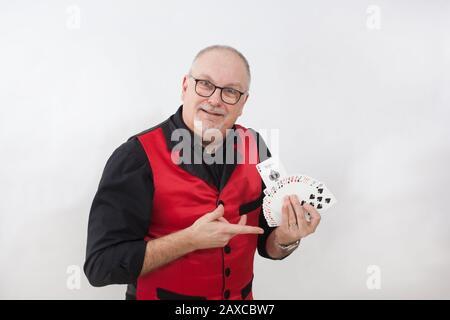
[190,45,251,91]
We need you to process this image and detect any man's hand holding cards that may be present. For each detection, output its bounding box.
[256,157,337,228]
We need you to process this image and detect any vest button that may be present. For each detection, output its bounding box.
[225,268,231,277]
[224,245,231,254]
[224,290,230,299]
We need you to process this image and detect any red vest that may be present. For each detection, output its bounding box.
[135,124,262,300]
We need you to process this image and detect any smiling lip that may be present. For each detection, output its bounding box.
[200,108,224,117]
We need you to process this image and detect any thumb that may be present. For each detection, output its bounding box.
[203,204,224,222]
[238,214,247,226]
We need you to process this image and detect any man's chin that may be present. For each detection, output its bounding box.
[193,117,225,137]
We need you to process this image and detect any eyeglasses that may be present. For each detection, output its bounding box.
[189,75,246,105]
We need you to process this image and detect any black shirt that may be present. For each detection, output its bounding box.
[84,106,279,298]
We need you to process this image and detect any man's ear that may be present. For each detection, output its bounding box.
[238,93,249,116]
[181,75,188,100]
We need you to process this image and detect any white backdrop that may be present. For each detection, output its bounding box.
[1,0,449,299]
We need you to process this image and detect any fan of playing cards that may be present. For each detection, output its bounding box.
[256,157,337,227]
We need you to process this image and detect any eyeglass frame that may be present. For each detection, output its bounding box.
[188,74,247,105]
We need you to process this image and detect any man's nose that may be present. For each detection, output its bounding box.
[207,88,222,107]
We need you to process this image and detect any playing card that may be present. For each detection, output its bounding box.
[256,157,287,188]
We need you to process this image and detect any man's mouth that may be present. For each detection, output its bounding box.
[199,108,224,117]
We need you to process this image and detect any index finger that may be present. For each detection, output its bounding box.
[224,224,264,235]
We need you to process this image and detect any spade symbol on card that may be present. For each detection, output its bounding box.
[269,170,280,182]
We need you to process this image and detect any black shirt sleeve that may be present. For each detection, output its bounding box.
[257,182,280,260]
[84,138,153,287]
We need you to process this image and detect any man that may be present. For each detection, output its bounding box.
[84,45,321,300]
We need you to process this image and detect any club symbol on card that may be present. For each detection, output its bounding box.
[269,170,280,182]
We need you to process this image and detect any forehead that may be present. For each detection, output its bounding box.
[191,49,249,90]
